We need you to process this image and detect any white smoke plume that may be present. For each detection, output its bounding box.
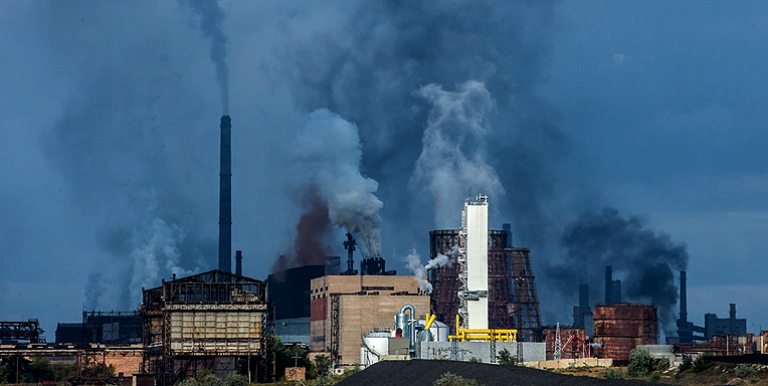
[84,272,105,310]
[291,109,384,257]
[180,0,230,114]
[411,80,504,228]
[404,247,455,294]
[128,217,190,306]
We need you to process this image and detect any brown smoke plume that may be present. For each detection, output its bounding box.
[271,188,332,272]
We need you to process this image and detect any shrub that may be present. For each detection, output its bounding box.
[199,373,223,386]
[179,379,199,386]
[650,373,660,382]
[736,364,757,379]
[720,373,729,384]
[604,368,624,380]
[654,358,670,371]
[224,372,247,386]
[468,357,482,363]
[496,349,517,366]
[679,355,693,372]
[627,349,653,377]
[692,355,709,373]
[312,375,338,386]
[433,372,480,386]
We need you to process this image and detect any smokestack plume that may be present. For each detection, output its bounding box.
[181,0,230,114]
[551,207,689,334]
[218,115,231,272]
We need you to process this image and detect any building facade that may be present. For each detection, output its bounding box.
[309,275,429,365]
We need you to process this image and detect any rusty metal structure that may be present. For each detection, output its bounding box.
[429,228,541,340]
[544,326,587,360]
[593,303,657,363]
[0,319,43,343]
[141,270,268,385]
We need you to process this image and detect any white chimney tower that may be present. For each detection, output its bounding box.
[458,195,489,330]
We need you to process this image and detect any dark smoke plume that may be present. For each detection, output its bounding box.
[552,207,689,332]
[180,0,230,113]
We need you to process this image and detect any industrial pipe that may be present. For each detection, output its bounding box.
[398,305,416,355]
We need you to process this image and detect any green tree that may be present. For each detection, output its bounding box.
[603,368,624,380]
[433,372,480,386]
[496,349,516,366]
[52,363,77,382]
[314,355,333,377]
[627,349,653,377]
[468,357,482,363]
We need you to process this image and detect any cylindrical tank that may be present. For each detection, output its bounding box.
[360,331,391,367]
[416,319,450,342]
[430,321,450,342]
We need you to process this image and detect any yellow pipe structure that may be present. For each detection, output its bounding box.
[448,314,517,342]
[424,313,437,330]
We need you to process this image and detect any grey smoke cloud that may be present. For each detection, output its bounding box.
[411,80,503,228]
[289,109,384,257]
[181,0,230,114]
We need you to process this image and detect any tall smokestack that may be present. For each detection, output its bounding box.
[605,266,613,304]
[235,250,242,276]
[218,115,232,273]
[579,283,589,327]
[680,271,687,323]
[503,223,512,247]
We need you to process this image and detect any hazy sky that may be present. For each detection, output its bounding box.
[1,1,767,339]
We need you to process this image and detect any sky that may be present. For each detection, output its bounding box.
[0,1,767,340]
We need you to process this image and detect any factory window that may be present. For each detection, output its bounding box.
[362,286,394,291]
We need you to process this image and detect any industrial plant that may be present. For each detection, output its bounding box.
[0,111,765,386]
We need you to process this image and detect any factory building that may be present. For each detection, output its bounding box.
[141,270,267,385]
[593,303,658,363]
[428,227,541,338]
[309,275,429,366]
[267,258,340,346]
[675,271,747,343]
[54,311,142,344]
[704,304,747,340]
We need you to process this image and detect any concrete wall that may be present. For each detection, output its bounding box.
[524,358,613,369]
[418,342,545,364]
